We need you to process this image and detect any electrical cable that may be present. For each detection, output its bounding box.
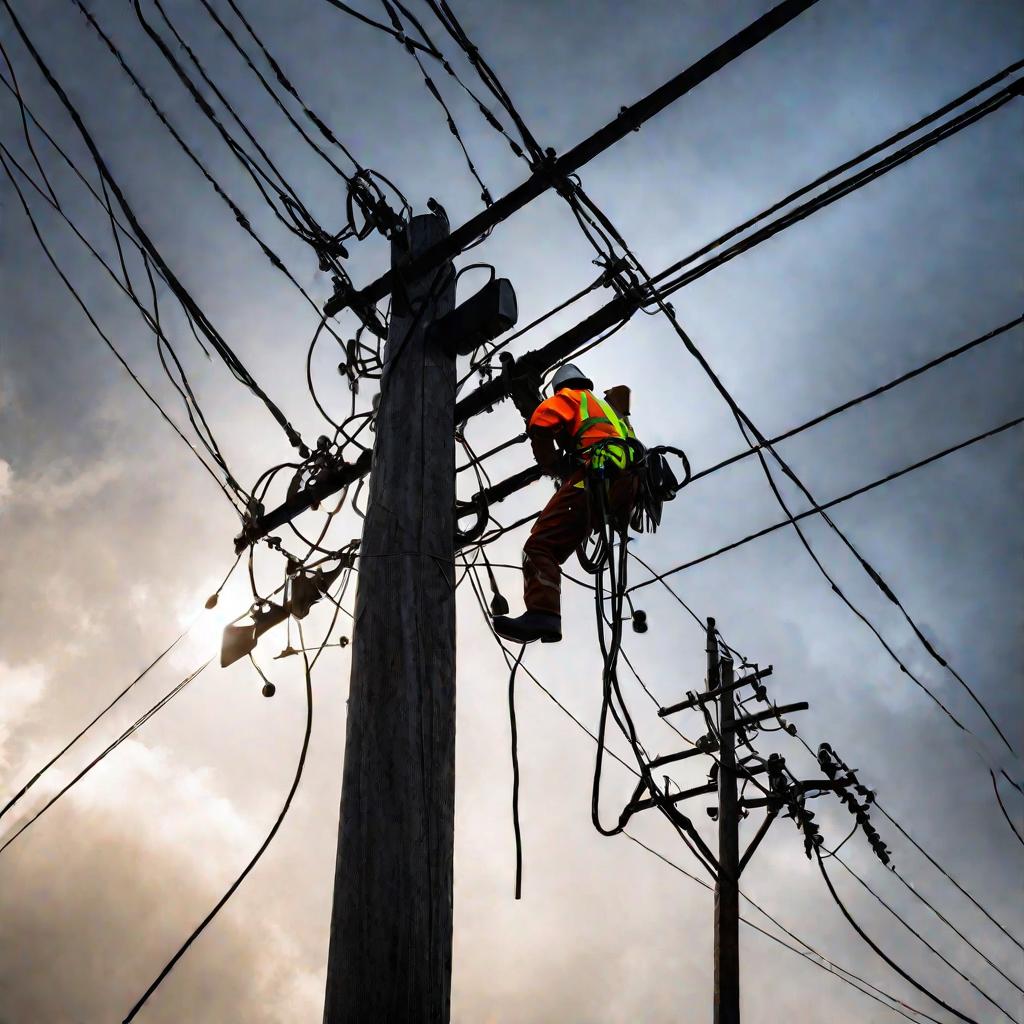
[74,0,330,292]
[627,415,1023,590]
[0,661,212,857]
[872,798,1024,954]
[0,141,247,512]
[0,630,188,822]
[992,770,1024,850]
[222,0,369,182]
[508,643,526,899]
[624,833,942,1024]
[380,1,494,208]
[650,59,1024,291]
[198,0,357,183]
[4,0,309,454]
[687,316,1023,486]
[0,133,249,507]
[136,0,334,250]
[815,847,980,1024]
[122,619,323,1022]
[830,852,1020,1022]
[321,0,442,56]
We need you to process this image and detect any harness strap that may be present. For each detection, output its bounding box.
[572,391,635,469]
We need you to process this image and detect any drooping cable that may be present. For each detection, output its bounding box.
[508,643,526,900]
[815,848,979,1024]
[122,620,323,1022]
[0,132,248,507]
[4,0,309,453]
[0,141,247,511]
[991,770,1024,850]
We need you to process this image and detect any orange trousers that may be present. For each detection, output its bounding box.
[523,468,637,616]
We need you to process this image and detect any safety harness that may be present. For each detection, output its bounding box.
[572,390,636,475]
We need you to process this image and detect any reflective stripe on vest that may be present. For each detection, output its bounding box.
[572,391,634,469]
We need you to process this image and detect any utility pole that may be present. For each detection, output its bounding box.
[710,618,740,1024]
[322,212,458,1023]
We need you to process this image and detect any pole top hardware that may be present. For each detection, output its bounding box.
[428,277,518,357]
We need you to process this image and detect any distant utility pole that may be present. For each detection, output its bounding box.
[656,620,836,1024]
[322,212,458,1023]
[709,618,740,1024]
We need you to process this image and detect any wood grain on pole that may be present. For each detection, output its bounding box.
[322,213,457,1024]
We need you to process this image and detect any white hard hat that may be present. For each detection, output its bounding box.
[551,362,593,391]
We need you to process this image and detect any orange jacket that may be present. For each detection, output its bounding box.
[528,388,629,472]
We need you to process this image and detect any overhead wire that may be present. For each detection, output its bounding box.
[197,0,358,183]
[462,559,945,1023]
[4,0,309,455]
[0,129,249,509]
[425,9,1023,775]
[0,660,213,858]
[815,847,980,1024]
[0,139,247,512]
[687,316,1023,487]
[380,0,495,208]
[830,851,1020,1021]
[991,770,1024,850]
[649,58,1024,292]
[122,619,325,1023]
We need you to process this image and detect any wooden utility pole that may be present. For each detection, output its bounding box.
[710,618,741,1024]
[322,212,457,1024]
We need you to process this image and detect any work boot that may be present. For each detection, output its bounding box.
[493,610,562,644]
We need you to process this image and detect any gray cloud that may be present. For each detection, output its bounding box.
[1,0,1022,1022]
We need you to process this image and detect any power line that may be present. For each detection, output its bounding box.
[321,0,442,56]
[628,415,1021,600]
[0,131,249,508]
[831,852,1019,1021]
[3,0,309,454]
[0,631,188,822]
[197,0,358,182]
[874,799,1024,954]
[688,316,1023,486]
[650,58,1024,292]
[0,661,212,857]
[0,140,247,511]
[122,623,324,1022]
[815,848,979,1024]
[462,561,945,1024]
[625,833,942,1024]
[991,770,1024,849]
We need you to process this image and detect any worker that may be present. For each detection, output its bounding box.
[493,362,639,644]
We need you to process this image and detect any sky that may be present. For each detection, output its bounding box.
[0,1,1022,1022]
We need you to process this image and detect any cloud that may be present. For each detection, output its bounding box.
[0,734,320,1024]
[0,661,47,776]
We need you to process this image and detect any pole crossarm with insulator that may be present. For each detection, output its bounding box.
[323,0,821,317]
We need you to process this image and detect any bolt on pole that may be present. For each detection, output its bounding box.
[322,212,457,1024]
